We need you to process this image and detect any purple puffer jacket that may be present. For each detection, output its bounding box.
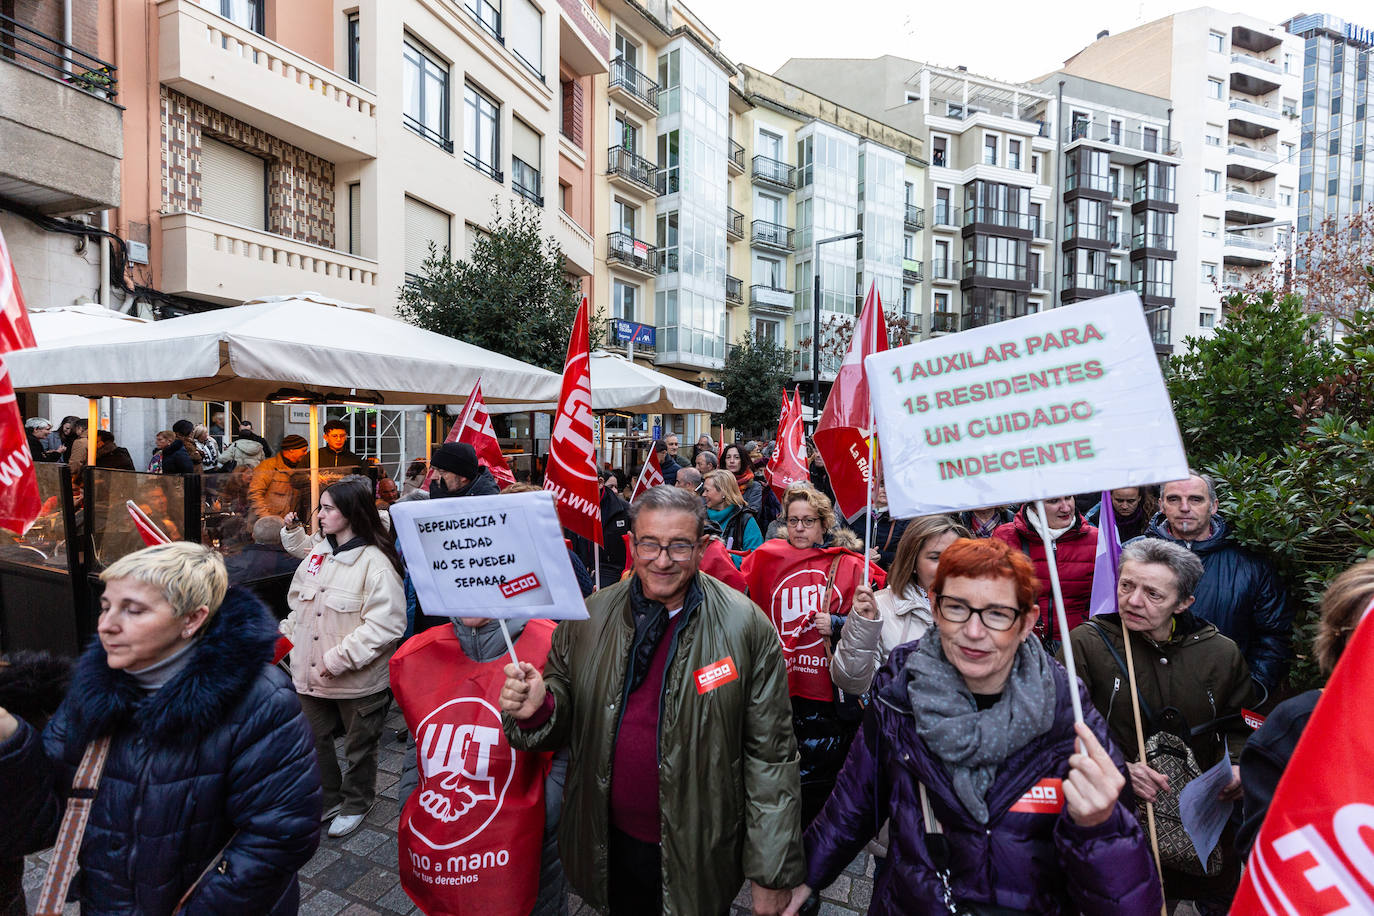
[804,641,1163,915]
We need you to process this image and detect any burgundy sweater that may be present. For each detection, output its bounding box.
[609,613,681,842]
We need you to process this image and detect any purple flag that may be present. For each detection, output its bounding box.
[1089,490,1123,617]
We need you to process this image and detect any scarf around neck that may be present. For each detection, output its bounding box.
[1026,507,1074,543]
[906,632,1057,824]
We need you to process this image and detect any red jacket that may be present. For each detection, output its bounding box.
[992,509,1098,642]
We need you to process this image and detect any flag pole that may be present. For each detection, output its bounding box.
[1120,616,1168,910]
[862,297,878,587]
[1032,499,1084,726]
[498,618,521,667]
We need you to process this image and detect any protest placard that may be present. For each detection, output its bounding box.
[389,490,588,621]
[864,293,1189,518]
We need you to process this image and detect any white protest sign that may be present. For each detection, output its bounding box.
[865,293,1189,518]
[389,490,588,620]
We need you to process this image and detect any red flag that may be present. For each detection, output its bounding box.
[421,378,514,490]
[812,283,887,521]
[630,445,664,502]
[544,298,601,544]
[1230,605,1374,914]
[126,500,172,546]
[0,227,40,536]
[767,388,808,501]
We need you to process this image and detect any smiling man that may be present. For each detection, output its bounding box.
[499,485,804,916]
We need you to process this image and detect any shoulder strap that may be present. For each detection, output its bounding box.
[35,735,113,916]
[1086,621,1155,727]
[817,555,844,667]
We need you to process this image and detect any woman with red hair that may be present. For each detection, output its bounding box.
[789,537,1161,915]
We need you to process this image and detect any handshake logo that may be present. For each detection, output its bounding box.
[410,698,515,847]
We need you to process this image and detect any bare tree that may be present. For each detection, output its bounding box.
[798,310,920,375]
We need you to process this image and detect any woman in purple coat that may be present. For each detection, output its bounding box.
[789,537,1162,915]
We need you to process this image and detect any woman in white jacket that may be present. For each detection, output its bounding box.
[830,515,970,694]
[280,475,405,839]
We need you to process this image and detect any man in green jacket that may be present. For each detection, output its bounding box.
[500,485,806,915]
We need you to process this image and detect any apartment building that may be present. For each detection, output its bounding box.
[1024,74,1180,354]
[728,66,924,402]
[1281,13,1373,233]
[775,57,1055,342]
[1058,9,1302,344]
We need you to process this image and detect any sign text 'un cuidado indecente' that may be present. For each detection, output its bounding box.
[389,490,588,620]
[864,294,1189,518]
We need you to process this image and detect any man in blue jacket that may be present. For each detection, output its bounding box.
[1141,471,1292,695]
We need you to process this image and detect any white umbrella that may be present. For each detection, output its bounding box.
[28,303,147,343]
[488,350,726,415]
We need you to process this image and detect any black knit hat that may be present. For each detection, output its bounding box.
[280,434,309,451]
[431,442,480,479]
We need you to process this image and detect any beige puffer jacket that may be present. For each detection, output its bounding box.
[830,585,933,695]
[279,525,406,698]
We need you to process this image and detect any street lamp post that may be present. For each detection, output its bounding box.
[811,230,864,425]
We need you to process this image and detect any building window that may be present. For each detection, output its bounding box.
[615,31,639,70]
[983,133,998,166]
[220,0,264,34]
[904,91,920,104]
[754,317,780,344]
[511,117,542,204]
[1208,30,1225,53]
[403,38,451,151]
[1008,138,1022,170]
[347,182,361,254]
[465,0,502,40]
[559,181,571,213]
[1205,123,1222,146]
[932,135,947,168]
[346,13,360,83]
[1030,153,1040,178]
[1142,127,1159,152]
[404,196,451,279]
[1199,310,1216,328]
[612,280,637,321]
[934,291,949,312]
[1109,119,1122,145]
[1207,77,1224,99]
[198,136,267,230]
[508,0,542,79]
[1110,166,1124,198]
[1204,169,1221,192]
[1202,216,1219,238]
[1202,262,1217,282]
[464,82,502,181]
[1279,188,1293,206]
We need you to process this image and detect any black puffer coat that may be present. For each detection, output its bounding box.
[1138,513,1292,691]
[0,589,322,915]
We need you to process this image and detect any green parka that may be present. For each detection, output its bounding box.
[502,573,805,915]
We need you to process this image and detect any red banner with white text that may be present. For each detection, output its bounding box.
[768,388,808,501]
[631,445,663,503]
[0,227,40,536]
[544,299,601,544]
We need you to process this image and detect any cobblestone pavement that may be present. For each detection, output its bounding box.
[26,704,875,915]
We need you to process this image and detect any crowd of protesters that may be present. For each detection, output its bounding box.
[3,421,1359,916]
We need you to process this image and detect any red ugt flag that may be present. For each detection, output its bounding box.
[544,298,601,544]
[812,283,887,522]
[422,378,514,490]
[767,388,808,501]
[0,227,41,536]
[630,445,663,503]
[1230,604,1374,915]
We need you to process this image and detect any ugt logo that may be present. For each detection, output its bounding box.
[410,697,515,849]
[770,568,841,651]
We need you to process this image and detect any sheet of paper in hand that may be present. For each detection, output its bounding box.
[389,490,588,620]
[863,293,1189,518]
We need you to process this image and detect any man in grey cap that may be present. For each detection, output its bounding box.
[428,442,500,498]
[248,434,310,519]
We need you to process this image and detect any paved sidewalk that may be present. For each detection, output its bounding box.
[26,704,874,915]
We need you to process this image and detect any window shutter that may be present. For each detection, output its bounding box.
[348,183,362,254]
[509,0,542,76]
[562,78,584,146]
[199,137,267,229]
[512,118,541,169]
[405,197,451,276]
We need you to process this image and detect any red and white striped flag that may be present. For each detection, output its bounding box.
[126,500,172,546]
[0,227,40,536]
[630,446,664,502]
[423,377,515,490]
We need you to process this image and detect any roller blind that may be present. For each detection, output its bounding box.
[508,0,542,76]
[512,118,541,169]
[348,183,362,254]
[405,197,450,276]
[199,137,267,229]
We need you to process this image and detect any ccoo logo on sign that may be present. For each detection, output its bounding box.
[409,697,516,850]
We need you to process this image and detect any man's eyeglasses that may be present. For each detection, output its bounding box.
[632,537,698,562]
[785,516,820,529]
[936,596,1021,631]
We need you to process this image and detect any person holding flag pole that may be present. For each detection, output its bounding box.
[543,298,602,590]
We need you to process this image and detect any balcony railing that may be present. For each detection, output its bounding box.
[1107,278,1129,293]
[902,258,923,282]
[464,151,502,182]
[609,57,658,112]
[904,204,925,230]
[726,207,744,239]
[728,139,745,172]
[1227,144,1280,164]
[751,155,794,189]
[751,219,793,250]
[726,275,743,303]
[1064,120,1180,156]
[1030,270,1051,289]
[606,231,658,273]
[655,169,680,196]
[750,284,795,311]
[1223,232,1271,250]
[1131,231,1175,251]
[1231,52,1282,74]
[1228,98,1279,120]
[1226,190,1277,208]
[933,203,961,226]
[0,11,119,99]
[1032,218,1054,238]
[1107,228,1127,248]
[512,159,542,206]
[930,312,960,334]
[656,249,679,275]
[607,146,660,193]
[930,258,955,280]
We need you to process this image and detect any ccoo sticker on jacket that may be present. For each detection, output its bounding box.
[694,657,738,694]
[1009,778,1063,814]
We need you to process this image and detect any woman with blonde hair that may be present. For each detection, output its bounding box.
[831,515,971,694]
[702,469,762,567]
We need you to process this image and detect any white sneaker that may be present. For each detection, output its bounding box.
[327,812,367,838]
[322,803,342,823]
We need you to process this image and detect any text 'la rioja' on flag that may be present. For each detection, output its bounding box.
[1089,490,1122,617]
[813,283,887,522]
[767,388,808,501]
[631,445,664,503]
[0,226,40,536]
[1230,603,1374,914]
[544,298,602,544]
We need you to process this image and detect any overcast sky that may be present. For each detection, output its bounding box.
[682,1,1372,84]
